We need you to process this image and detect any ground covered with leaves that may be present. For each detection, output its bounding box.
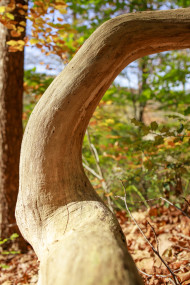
[0,202,190,285]
[118,201,190,285]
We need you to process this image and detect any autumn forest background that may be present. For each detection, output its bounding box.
[0,0,190,284]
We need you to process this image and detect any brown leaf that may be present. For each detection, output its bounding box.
[176,271,190,283]
[10,30,21,37]
[149,207,158,217]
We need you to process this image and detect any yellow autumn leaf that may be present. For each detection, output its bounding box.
[35,1,44,6]
[55,0,67,6]
[5,12,14,20]
[17,45,24,51]
[37,7,45,14]
[46,37,52,43]
[19,21,26,27]
[35,17,44,24]
[58,30,66,36]
[23,5,28,10]
[105,119,115,124]
[51,35,58,39]
[18,9,25,15]
[5,23,16,30]
[0,6,6,13]
[46,28,52,33]
[55,0,66,3]
[6,40,18,46]
[36,44,42,48]
[17,40,25,46]
[16,3,23,8]
[57,8,67,14]
[17,26,25,32]
[7,3,15,11]
[30,38,39,44]
[39,39,45,44]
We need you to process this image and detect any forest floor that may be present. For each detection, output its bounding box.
[0,201,190,285]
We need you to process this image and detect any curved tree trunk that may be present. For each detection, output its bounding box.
[16,8,190,285]
[0,0,27,249]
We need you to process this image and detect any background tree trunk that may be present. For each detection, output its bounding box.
[16,8,190,285]
[0,0,27,248]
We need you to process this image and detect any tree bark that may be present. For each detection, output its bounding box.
[0,0,27,248]
[16,8,190,285]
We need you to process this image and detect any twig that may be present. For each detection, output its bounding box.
[168,278,177,285]
[172,245,190,252]
[138,268,176,284]
[117,195,190,219]
[125,197,160,204]
[137,263,190,279]
[182,197,190,207]
[82,162,102,180]
[82,154,90,167]
[85,128,113,212]
[160,197,190,219]
[120,181,181,285]
[147,221,159,252]
[175,233,190,241]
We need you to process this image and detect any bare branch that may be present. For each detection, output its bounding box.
[82,163,102,180]
[147,221,159,252]
[85,128,113,212]
[175,233,190,241]
[182,197,190,207]
[160,197,190,219]
[137,263,190,279]
[119,181,182,285]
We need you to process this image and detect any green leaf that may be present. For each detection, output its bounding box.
[144,160,153,170]
[160,126,170,133]
[0,238,8,245]
[142,125,150,135]
[150,121,158,131]
[177,124,184,134]
[141,89,151,100]
[127,185,149,208]
[154,135,164,146]
[1,250,20,255]
[10,233,19,240]
[2,251,11,255]
[0,264,9,269]
[167,163,175,169]
[163,182,170,191]
[131,118,141,127]
[184,106,190,116]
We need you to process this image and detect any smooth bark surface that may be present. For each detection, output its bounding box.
[0,0,26,247]
[16,8,190,285]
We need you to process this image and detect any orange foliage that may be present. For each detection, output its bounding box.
[0,0,78,62]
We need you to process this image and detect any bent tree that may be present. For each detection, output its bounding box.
[16,8,190,285]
